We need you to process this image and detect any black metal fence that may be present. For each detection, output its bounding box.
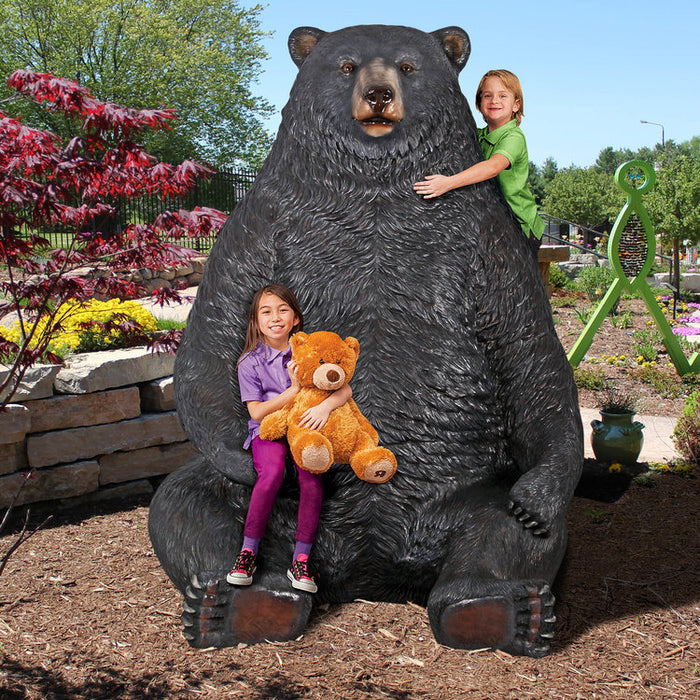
[25,166,258,253]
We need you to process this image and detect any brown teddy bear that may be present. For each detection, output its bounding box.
[259,331,397,484]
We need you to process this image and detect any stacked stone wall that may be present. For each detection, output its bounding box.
[0,347,197,509]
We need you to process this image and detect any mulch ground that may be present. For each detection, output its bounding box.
[1,294,699,699]
[1,472,698,699]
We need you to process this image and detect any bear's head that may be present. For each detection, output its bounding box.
[291,331,360,391]
[283,25,471,160]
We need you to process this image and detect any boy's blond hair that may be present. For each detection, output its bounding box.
[475,69,524,125]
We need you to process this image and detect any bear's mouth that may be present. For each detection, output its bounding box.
[358,116,399,137]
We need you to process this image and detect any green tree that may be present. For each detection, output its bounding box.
[647,152,700,248]
[542,167,623,228]
[0,0,272,167]
[528,157,558,206]
[594,146,635,174]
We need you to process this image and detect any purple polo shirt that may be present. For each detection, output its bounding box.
[238,342,293,449]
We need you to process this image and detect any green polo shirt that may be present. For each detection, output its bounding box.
[478,120,545,239]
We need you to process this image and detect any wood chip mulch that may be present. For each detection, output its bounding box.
[1,471,698,699]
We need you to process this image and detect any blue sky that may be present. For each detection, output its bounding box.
[241,0,699,168]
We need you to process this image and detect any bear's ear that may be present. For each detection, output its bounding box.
[288,27,326,68]
[344,336,360,358]
[431,27,471,73]
[291,331,308,350]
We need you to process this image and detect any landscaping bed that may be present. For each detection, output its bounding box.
[552,292,700,417]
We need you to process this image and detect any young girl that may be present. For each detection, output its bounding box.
[413,69,544,254]
[227,284,351,593]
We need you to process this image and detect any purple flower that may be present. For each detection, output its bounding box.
[672,326,700,336]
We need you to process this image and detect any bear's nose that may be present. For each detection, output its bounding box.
[364,86,393,114]
[326,369,341,383]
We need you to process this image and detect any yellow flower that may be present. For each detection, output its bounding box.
[2,299,157,356]
[609,463,622,473]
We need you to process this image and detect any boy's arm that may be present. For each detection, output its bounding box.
[413,153,510,199]
[298,384,352,430]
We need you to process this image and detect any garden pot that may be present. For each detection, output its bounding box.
[591,411,645,465]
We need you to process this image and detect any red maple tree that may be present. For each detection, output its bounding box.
[0,70,227,408]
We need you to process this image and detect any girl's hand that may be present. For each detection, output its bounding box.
[299,403,333,431]
[287,360,301,390]
[413,174,453,199]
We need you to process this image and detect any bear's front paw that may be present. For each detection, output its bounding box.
[508,500,549,537]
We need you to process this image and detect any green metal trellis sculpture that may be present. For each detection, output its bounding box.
[567,160,700,375]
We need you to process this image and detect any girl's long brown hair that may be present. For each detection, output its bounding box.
[238,284,304,365]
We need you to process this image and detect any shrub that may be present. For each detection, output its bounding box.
[630,365,683,398]
[549,264,574,290]
[1,299,157,357]
[673,391,700,466]
[576,265,615,301]
[574,366,608,391]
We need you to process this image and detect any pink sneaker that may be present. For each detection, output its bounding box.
[226,549,257,586]
[287,554,318,593]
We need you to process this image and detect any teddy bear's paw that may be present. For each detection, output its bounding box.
[299,444,332,473]
[351,448,397,483]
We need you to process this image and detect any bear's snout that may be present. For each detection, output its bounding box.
[352,58,404,137]
[312,363,346,390]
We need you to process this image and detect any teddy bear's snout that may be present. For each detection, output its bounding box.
[312,363,346,390]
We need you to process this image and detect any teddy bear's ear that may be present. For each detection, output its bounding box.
[344,336,360,358]
[291,332,308,350]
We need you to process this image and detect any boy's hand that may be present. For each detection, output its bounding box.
[413,174,452,199]
[299,403,332,430]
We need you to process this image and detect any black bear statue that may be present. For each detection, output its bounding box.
[148,24,583,658]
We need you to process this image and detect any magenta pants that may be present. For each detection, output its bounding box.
[244,436,323,544]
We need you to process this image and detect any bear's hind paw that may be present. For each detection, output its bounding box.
[181,573,313,648]
[435,581,556,658]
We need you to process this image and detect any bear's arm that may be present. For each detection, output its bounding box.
[259,406,290,441]
[347,399,379,445]
[475,226,583,534]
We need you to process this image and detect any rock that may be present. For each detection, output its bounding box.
[175,263,194,277]
[0,460,100,508]
[0,404,30,444]
[99,440,197,485]
[27,411,186,468]
[143,278,171,293]
[23,387,141,433]
[0,440,28,475]
[654,272,700,292]
[54,346,175,394]
[186,272,203,285]
[569,253,599,266]
[140,377,174,412]
[190,256,207,274]
[0,364,61,402]
[159,268,177,281]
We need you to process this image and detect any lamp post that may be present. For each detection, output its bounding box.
[640,120,665,148]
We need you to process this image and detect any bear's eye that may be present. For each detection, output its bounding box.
[400,62,416,74]
[340,62,355,74]
[319,359,325,364]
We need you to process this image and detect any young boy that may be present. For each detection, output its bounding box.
[413,69,544,254]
